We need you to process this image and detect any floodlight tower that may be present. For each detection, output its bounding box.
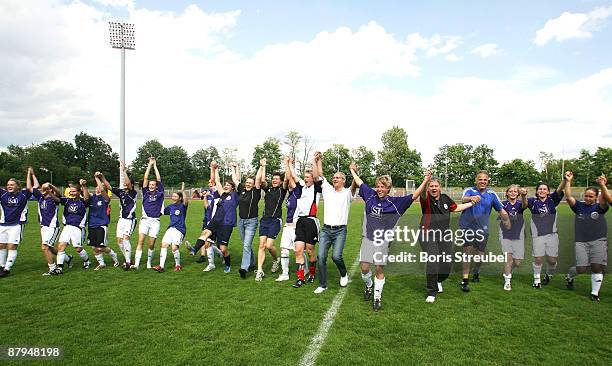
[109,21,135,183]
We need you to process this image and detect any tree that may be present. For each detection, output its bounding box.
[162,146,195,185]
[284,131,301,164]
[74,132,119,184]
[132,140,167,175]
[497,159,541,187]
[191,146,220,184]
[376,126,422,186]
[40,140,78,167]
[351,146,376,186]
[252,138,282,175]
[321,144,352,185]
[539,151,554,181]
[298,135,315,175]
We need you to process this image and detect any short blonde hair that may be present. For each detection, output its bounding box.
[375,175,392,189]
[505,184,519,198]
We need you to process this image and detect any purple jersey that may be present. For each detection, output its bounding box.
[212,191,239,226]
[204,194,217,224]
[359,183,414,240]
[60,197,88,228]
[500,200,526,240]
[88,194,110,228]
[527,191,563,237]
[112,188,138,219]
[32,188,59,227]
[164,203,187,235]
[285,184,303,224]
[141,181,165,219]
[571,201,608,242]
[0,188,32,226]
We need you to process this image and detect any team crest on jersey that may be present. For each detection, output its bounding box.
[149,195,158,202]
[370,206,383,218]
[591,212,600,220]
[97,201,103,206]
[7,197,18,206]
[41,201,47,210]
[174,209,181,215]
[538,205,549,217]
[443,203,448,210]
[68,204,78,213]
[225,196,232,201]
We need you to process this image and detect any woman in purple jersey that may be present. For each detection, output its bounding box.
[523,175,567,288]
[28,168,63,275]
[0,169,32,277]
[500,185,528,291]
[134,157,164,270]
[350,163,430,311]
[90,172,119,271]
[564,172,609,301]
[154,182,189,272]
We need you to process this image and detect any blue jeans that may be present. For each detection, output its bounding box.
[317,226,348,288]
[238,217,258,271]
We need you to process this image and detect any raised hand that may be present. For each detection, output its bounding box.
[148,156,155,166]
[519,187,528,196]
[211,161,218,169]
[314,151,322,161]
[597,175,607,186]
[79,179,87,186]
[260,158,267,166]
[283,155,290,164]
[94,171,102,178]
[565,171,573,182]
[349,162,358,172]
[424,169,432,180]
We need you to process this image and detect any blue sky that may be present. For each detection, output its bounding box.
[1,0,611,166]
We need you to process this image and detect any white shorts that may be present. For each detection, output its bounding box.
[575,238,608,267]
[139,218,161,238]
[162,227,184,246]
[280,225,296,251]
[0,224,23,245]
[501,238,525,260]
[359,237,390,265]
[59,225,86,248]
[117,218,137,239]
[532,233,559,257]
[41,226,61,247]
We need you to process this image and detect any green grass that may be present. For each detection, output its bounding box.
[0,200,610,365]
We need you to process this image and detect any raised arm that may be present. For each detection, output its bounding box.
[283,156,295,190]
[349,162,363,187]
[47,184,61,203]
[202,190,210,209]
[257,158,266,189]
[564,171,576,207]
[212,162,223,193]
[99,171,112,191]
[152,158,161,181]
[94,173,109,201]
[121,162,132,189]
[230,162,240,187]
[412,170,432,199]
[312,151,323,179]
[143,157,154,188]
[26,167,33,192]
[181,182,189,207]
[556,173,568,195]
[79,179,90,202]
[598,175,611,207]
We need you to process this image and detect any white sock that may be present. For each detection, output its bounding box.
[4,249,17,270]
[159,247,167,268]
[206,247,215,266]
[135,249,143,266]
[118,241,125,252]
[78,249,89,262]
[48,262,57,271]
[547,262,557,275]
[374,277,385,300]
[57,251,65,266]
[123,240,132,263]
[147,248,154,266]
[173,249,180,266]
[0,248,7,267]
[567,266,577,279]
[592,273,603,295]
[533,263,542,282]
[95,253,105,266]
[109,249,117,262]
[212,245,222,257]
[361,270,373,287]
[281,249,289,276]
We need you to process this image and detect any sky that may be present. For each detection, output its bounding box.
[1,0,611,167]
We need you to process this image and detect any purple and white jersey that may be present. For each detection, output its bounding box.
[527,191,563,237]
[0,188,32,226]
[112,188,138,220]
[88,194,110,228]
[212,191,239,227]
[164,203,187,235]
[500,200,526,240]
[359,183,414,241]
[60,197,88,228]
[32,188,59,228]
[141,181,165,219]
[285,183,303,224]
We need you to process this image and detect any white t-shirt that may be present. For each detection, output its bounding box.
[320,177,351,226]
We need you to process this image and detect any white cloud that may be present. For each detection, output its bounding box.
[470,43,501,57]
[1,0,610,169]
[445,53,463,62]
[534,6,612,46]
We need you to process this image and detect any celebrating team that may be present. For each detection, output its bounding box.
[0,153,609,310]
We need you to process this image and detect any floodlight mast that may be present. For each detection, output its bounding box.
[109,21,135,184]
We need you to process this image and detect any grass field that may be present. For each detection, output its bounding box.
[0,200,610,365]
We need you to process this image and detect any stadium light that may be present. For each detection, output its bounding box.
[109,21,135,183]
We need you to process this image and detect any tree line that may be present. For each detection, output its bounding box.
[0,129,609,188]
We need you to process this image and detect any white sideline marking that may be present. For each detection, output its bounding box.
[299,257,361,366]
